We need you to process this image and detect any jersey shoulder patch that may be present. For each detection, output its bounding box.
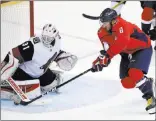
[32,36,41,44]
[18,41,34,62]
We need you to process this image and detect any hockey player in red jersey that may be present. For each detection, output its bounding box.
[1,24,78,104]
[91,8,155,114]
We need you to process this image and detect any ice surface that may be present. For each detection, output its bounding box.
[1,1,155,120]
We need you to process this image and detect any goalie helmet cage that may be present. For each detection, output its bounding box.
[1,1,34,58]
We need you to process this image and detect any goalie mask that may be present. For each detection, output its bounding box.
[41,24,59,48]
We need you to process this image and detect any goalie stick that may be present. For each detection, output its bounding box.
[82,0,125,20]
[19,68,92,106]
[6,77,31,103]
[1,61,30,103]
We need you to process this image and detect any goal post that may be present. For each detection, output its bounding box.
[1,1,34,59]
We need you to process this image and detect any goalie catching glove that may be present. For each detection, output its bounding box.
[55,50,78,71]
[91,50,111,72]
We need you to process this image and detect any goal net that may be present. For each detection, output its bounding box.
[1,1,34,59]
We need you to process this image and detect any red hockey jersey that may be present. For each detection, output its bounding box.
[98,16,151,58]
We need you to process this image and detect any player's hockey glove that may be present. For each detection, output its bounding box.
[149,26,156,41]
[91,50,111,72]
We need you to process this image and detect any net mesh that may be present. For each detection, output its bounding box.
[1,1,33,59]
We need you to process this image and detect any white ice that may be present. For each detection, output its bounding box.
[1,1,155,120]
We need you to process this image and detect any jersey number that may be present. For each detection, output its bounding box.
[22,42,30,50]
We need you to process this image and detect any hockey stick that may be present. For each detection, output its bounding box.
[82,0,125,20]
[82,14,100,20]
[6,77,31,103]
[19,68,92,106]
[1,61,31,103]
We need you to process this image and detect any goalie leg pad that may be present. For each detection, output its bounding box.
[1,52,19,81]
[40,69,63,93]
[1,79,41,100]
[1,87,15,100]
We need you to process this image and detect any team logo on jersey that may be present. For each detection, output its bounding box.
[33,37,40,44]
[119,27,124,33]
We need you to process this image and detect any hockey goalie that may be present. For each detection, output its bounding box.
[1,24,78,104]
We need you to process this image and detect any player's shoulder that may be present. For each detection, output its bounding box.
[17,40,35,61]
[16,36,42,62]
[113,17,128,32]
[18,36,42,51]
[115,17,126,27]
[97,27,109,37]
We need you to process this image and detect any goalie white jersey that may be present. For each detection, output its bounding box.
[19,35,61,78]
